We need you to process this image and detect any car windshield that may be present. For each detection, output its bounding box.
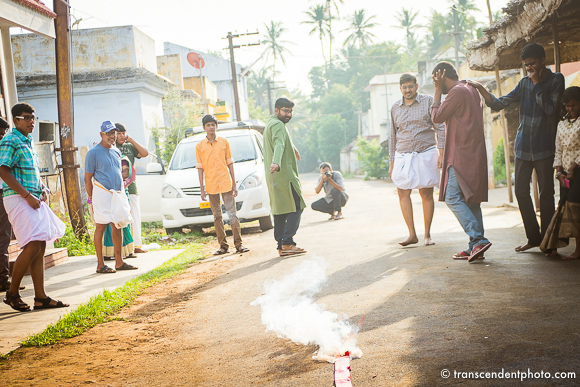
[169,134,257,170]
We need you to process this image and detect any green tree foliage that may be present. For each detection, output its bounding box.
[150,88,202,166]
[303,4,331,65]
[493,138,511,186]
[247,67,271,111]
[262,21,292,81]
[310,114,346,167]
[394,8,420,52]
[343,9,378,49]
[248,97,270,123]
[356,137,389,180]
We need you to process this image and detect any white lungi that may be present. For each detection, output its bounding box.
[92,180,133,229]
[4,195,65,248]
[129,194,142,247]
[392,147,440,190]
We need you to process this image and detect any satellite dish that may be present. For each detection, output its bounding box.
[187,52,205,69]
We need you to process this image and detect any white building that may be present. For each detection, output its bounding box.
[364,72,407,147]
[163,42,250,121]
[12,25,173,156]
[0,0,56,121]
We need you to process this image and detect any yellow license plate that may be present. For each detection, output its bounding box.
[199,202,211,209]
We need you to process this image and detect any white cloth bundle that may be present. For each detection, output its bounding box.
[392,147,440,190]
[92,180,133,229]
[4,195,66,248]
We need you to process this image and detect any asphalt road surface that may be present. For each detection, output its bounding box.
[170,173,580,386]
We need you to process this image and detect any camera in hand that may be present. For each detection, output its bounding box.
[324,171,332,177]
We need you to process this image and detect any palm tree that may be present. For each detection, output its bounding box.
[343,9,378,49]
[303,4,330,64]
[324,0,343,83]
[449,0,480,47]
[426,10,452,58]
[261,21,292,81]
[394,7,420,51]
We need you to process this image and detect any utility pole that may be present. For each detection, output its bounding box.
[452,7,462,78]
[486,0,513,202]
[224,32,260,121]
[54,0,88,238]
[266,79,285,115]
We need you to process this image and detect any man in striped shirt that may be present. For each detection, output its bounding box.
[389,73,445,247]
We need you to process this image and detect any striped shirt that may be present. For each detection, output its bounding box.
[390,93,446,163]
[0,129,43,198]
[486,68,565,161]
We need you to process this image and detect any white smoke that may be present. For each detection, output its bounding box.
[251,256,363,363]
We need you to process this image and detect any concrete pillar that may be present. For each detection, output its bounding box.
[0,26,18,121]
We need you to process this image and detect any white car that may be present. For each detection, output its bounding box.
[160,128,273,234]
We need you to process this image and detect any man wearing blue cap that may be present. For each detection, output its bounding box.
[85,121,137,273]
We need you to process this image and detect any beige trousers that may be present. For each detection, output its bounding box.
[208,191,242,250]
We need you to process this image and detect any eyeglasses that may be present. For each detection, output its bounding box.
[15,115,38,122]
[280,108,293,114]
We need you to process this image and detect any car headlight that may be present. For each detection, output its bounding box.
[238,173,262,190]
[161,183,182,198]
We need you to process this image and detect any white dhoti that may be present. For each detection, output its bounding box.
[4,194,66,248]
[129,194,142,247]
[92,180,133,229]
[391,147,440,190]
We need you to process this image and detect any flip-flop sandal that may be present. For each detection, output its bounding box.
[236,246,250,253]
[469,242,492,262]
[334,215,344,220]
[33,296,69,310]
[452,251,485,260]
[214,248,228,255]
[96,265,116,273]
[116,263,138,270]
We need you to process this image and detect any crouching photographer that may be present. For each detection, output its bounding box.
[312,162,348,220]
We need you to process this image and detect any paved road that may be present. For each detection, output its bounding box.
[129,173,579,386]
[7,173,580,387]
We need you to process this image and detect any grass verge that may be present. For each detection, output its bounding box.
[20,244,204,348]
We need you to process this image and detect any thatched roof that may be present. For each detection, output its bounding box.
[467,0,580,71]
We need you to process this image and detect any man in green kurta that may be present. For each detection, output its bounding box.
[263,98,307,256]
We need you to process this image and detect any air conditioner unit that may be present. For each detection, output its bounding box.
[36,141,58,176]
[38,121,59,147]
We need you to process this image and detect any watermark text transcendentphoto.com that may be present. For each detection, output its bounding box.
[440,368,576,382]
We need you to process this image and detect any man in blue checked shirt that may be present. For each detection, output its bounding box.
[469,43,565,255]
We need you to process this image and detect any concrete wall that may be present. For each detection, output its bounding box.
[12,25,157,75]
[157,54,184,89]
[19,79,165,159]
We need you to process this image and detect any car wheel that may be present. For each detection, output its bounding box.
[259,215,274,231]
[165,227,182,235]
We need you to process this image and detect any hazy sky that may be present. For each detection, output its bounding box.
[35,0,507,93]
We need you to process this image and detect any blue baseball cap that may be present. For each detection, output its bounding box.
[100,120,117,133]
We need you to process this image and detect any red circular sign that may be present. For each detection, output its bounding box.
[187,52,205,69]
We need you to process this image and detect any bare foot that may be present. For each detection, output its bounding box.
[424,237,435,246]
[514,243,538,252]
[545,249,560,257]
[562,253,579,260]
[399,236,418,246]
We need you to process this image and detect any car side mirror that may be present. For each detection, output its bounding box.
[146,162,163,174]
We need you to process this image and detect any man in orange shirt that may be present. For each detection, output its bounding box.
[196,115,249,255]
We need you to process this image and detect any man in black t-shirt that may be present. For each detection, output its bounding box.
[115,123,149,253]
